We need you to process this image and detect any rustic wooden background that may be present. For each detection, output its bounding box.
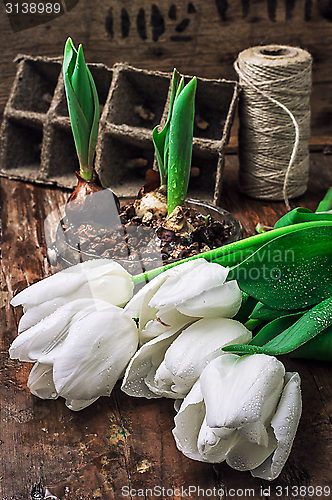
[2,1,332,498]
[1,0,332,143]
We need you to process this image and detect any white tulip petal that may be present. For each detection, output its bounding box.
[18,297,68,333]
[53,306,138,401]
[172,381,207,461]
[157,305,195,330]
[200,354,285,430]
[150,260,229,309]
[17,275,132,333]
[238,384,284,446]
[212,426,237,440]
[123,260,197,328]
[148,364,195,398]
[124,273,170,331]
[86,273,134,308]
[226,425,278,471]
[121,326,184,398]
[138,308,193,346]
[11,259,133,309]
[174,399,183,412]
[251,372,302,480]
[197,419,238,463]
[65,398,99,411]
[238,421,269,447]
[153,318,251,397]
[139,319,168,345]
[146,361,181,398]
[28,362,58,400]
[9,299,111,362]
[176,280,242,318]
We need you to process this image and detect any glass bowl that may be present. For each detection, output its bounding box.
[47,198,243,275]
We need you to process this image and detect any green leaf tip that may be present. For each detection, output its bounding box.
[167,75,197,215]
[316,186,332,213]
[152,68,180,187]
[223,296,332,357]
[62,37,100,182]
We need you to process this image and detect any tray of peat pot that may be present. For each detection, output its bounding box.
[47,196,243,276]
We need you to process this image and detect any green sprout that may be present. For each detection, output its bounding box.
[316,186,332,213]
[153,69,197,216]
[63,37,100,182]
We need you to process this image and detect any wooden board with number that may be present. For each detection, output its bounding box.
[1,0,332,143]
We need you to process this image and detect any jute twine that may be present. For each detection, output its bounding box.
[234,45,312,210]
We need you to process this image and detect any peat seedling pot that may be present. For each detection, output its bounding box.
[47,197,243,277]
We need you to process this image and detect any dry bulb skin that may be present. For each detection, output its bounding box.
[161,205,194,240]
[65,171,120,226]
[133,187,168,220]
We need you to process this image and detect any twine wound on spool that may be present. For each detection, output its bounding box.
[234,45,312,210]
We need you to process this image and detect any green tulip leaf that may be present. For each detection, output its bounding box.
[167,76,197,215]
[274,207,332,229]
[249,312,304,347]
[249,301,309,321]
[223,296,332,356]
[228,223,332,310]
[86,65,100,172]
[174,76,185,101]
[71,45,94,132]
[290,325,332,361]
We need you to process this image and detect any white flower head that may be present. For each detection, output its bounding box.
[9,259,137,410]
[124,258,242,345]
[12,259,134,333]
[10,298,138,410]
[172,354,302,480]
[122,259,249,400]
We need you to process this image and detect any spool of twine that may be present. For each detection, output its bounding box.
[234,45,312,209]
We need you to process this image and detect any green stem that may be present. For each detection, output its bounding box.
[79,160,93,181]
[131,220,332,285]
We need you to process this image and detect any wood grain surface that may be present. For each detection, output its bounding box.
[1,153,332,499]
[2,0,332,142]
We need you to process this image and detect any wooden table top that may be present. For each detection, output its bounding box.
[1,153,332,500]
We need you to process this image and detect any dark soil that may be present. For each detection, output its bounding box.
[59,202,233,274]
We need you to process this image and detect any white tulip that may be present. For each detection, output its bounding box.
[172,354,302,480]
[121,318,251,399]
[122,258,246,399]
[10,298,138,410]
[12,259,134,333]
[124,258,242,346]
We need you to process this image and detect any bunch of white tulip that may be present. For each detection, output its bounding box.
[9,257,302,480]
